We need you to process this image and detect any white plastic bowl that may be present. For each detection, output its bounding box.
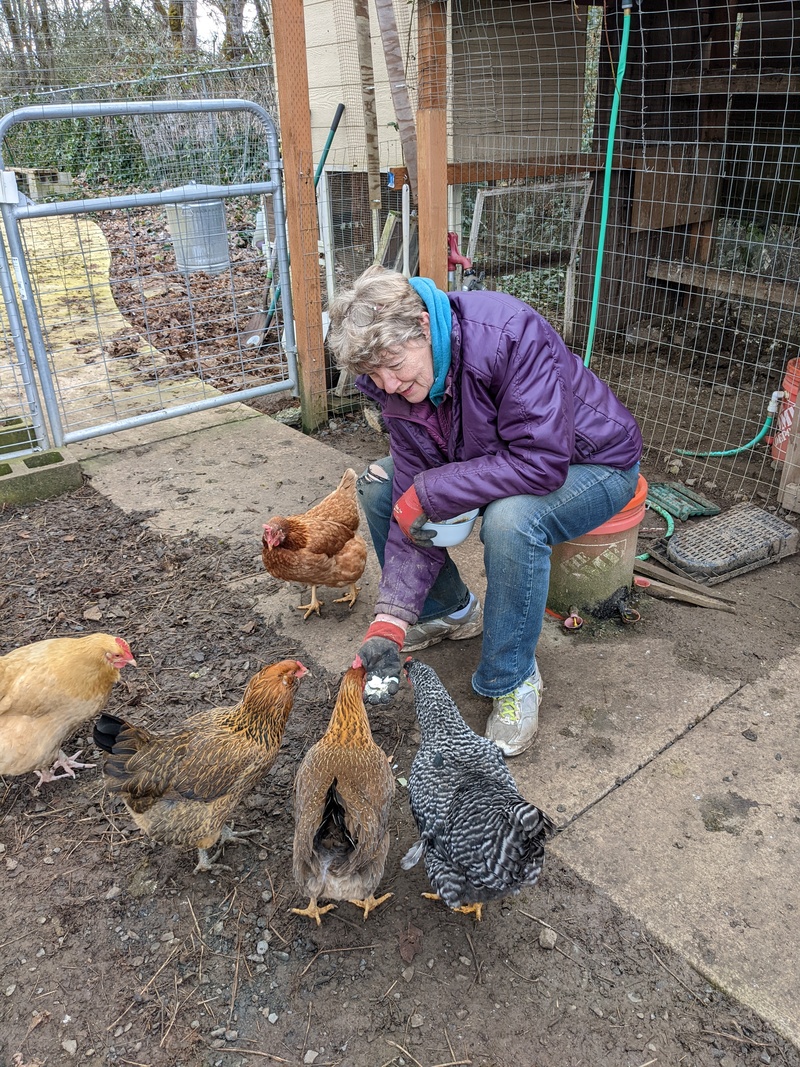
[421,508,480,547]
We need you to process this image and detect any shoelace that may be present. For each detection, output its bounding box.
[495,691,520,723]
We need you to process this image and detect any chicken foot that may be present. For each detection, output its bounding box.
[296,585,324,619]
[194,825,261,874]
[333,583,361,610]
[348,891,393,920]
[291,896,337,925]
[36,748,96,785]
[422,891,483,922]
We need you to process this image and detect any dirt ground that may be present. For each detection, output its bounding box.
[2,412,800,1067]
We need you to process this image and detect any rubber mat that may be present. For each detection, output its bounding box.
[647,502,798,584]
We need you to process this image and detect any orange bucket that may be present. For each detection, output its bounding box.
[547,475,648,616]
[771,358,800,463]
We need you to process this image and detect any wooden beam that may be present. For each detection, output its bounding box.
[271,0,328,432]
[647,261,800,311]
[390,153,636,193]
[417,0,448,287]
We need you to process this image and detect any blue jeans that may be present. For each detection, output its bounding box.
[357,458,640,698]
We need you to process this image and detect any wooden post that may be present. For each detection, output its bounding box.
[417,0,448,288]
[271,0,328,431]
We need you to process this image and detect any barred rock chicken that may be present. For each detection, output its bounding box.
[93,659,307,873]
[291,665,395,924]
[261,468,367,619]
[0,633,136,785]
[401,660,554,921]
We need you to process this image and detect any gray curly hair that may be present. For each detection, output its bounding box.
[326,265,426,374]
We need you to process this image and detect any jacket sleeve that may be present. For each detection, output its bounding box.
[374,423,449,624]
[415,310,576,520]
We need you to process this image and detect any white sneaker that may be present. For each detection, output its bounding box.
[485,668,544,757]
[403,594,483,653]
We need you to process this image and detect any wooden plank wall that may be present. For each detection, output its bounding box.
[450,0,586,162]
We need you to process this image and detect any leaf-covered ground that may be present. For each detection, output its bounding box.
[2,483,798,1067]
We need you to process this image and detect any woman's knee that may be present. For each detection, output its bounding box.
[356,458,394,517]
[480,495,547,549]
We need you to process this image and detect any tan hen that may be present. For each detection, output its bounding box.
[93,659,306,872]
[261,468,367,618]
[0,633,136,785]
[292,665,395,924]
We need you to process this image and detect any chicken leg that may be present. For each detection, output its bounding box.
[333,583,361,609]
[422,891,483,922]
[194,825,261,874]
[292,896,337,925]
[348,891,393,919]
[296,586,324,619]
[36,748,96,785]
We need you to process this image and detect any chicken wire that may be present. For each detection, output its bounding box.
[0,99,294,449]
[316,0,800,508]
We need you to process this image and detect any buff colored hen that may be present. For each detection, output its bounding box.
[0,633,136,785]
[94,659,307,872]
[292,665,395,924]
[261,468,367,619]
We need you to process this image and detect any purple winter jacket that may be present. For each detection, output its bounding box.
[357,289,643,624]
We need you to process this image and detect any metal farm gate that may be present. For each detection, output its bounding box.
[0,99,295,460]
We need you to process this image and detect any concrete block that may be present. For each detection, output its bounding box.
[0,448,83,505]
[1,417,38,456]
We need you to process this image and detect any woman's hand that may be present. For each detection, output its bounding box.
[393,485,434,546]
[353,620,406,704]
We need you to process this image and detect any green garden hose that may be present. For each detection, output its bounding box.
[584,4,632,369]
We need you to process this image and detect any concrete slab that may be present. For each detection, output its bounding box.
[78,410,381,675]
[71,405,798,1047]
[552,649,800,1047]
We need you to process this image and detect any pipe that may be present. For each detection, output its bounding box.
[260,103,345,332]
[674,391,783,458]
[402,183,411,278]
[584,4,632,369]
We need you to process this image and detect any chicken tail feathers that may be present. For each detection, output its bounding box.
[400,838,425,870]
[93,712,126,753]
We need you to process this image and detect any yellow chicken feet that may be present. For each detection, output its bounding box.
[333,583,361,610]
[296,586,324,619]
[348,891,393,919]
[292,897,337,925]
[421,892,483,921]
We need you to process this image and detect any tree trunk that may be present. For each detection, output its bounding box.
[32,0,55,84]
[182,0,197,52]
[352,0,382,256]
[221,0,245,61]
[373,0,417,203]
[252,0,271,46]
[168,0,184,50]
[1,0,30,89]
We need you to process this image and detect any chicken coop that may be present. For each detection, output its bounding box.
[292,0,800,511]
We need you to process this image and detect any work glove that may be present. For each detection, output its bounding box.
[353,621,405,705]
[392,485,434,547]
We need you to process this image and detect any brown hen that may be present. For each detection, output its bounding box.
[261,468,367,619]
[0,633,136,785]
[93,659,306,872]
[292,665,395,924]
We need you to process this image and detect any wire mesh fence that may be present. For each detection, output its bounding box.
[0,99,292,452]
[320,0,800,508]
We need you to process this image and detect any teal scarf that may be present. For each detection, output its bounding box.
[409,276,452,407]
